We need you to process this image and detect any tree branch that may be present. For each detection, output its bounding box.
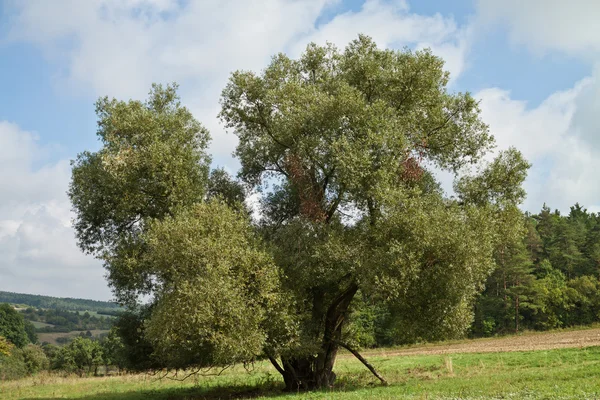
[255,103,291,150]
[267,355,286,376]
[336,341,388,386]
[325,191,343,223]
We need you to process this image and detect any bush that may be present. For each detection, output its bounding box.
[55,337,104,376]
[42,343,61,370]
[0,348,27,380]
[482,317,496,337]
[0,335,12,356]
[21,344,49,374]
[56,336,72,344]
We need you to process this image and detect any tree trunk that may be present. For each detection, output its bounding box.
[276,283,358,391]
[515,294,519,333]
[515,278,520,333]
[277,356,336,391]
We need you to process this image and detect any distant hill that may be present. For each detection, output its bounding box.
[0,291,120,313]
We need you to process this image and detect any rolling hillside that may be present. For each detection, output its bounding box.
[0,290,120,313]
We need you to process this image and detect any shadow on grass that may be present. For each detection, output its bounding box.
[19,380,381,400]
[20,384,282,400]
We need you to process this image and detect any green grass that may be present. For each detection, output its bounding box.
[81,310,116,319]
[2,346,600,400]
[37,330,110,346]
[29,321,55,329]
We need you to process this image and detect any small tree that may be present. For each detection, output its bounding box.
[142,201,288,370]
[0,303,29,348]
[21,344,50,374]
[24,321,38,344]
[100,328,126,373]
[58,337,104,376]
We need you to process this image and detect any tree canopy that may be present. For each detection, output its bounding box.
[0,303,30,348]
[472,203,600,336]
[69,83,211,304]
[69,36,529,390]
[219,34,527,389]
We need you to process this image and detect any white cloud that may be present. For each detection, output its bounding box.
[474,0,600,58]
[473,72,600,214]
[6,0,467,165]
[0,0,470,300]
[465,1,600,214]
[294,0,468,80]
[3,0,600,302]
[0,122,108,300]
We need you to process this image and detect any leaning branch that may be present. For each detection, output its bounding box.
[267,355,285,376]
[336,341,388,386]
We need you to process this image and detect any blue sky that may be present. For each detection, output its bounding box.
[1,0,599,300]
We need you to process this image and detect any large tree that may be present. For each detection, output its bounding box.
[220,35,528,389]
[70,36,529,391]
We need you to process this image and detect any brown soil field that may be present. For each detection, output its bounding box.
[357,326,600,358]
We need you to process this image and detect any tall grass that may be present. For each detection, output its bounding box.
[2,346,600,399]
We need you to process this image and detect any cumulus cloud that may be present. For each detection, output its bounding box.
[474,73,600,213]
[0,122,108,300]
[462,0,600,213]
[5,0,467,165]
[474,0,600,58]
[2,0,600,305]
[7,0,334,99]
[293,0,468,80]
[0,1,469,300]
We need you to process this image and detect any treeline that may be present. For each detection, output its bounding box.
[0,291,120,313]
[21,308,114,333]
[0,335,126,379]
[341,203,600,347]
[472,203,600,336]
[0,304,126,379]
[4,201,600,378]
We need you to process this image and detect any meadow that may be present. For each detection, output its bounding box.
[37,330,110,346]
[3,329,600,400]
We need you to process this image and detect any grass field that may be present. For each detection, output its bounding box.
[37,330,110,346]
[82,311,116,319]
[3,330,600,400]
[29,321,55,329]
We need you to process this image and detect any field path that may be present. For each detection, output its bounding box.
[356,327,600,358]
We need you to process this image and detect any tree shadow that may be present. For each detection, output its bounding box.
[20,380,381,400]
[21,385,281,400]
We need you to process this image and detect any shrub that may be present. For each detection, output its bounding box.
[0,348,27,380]
[21,344,49,374]
[0,335,12,356]
[42,343,61,370]
[55,337,104,376]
